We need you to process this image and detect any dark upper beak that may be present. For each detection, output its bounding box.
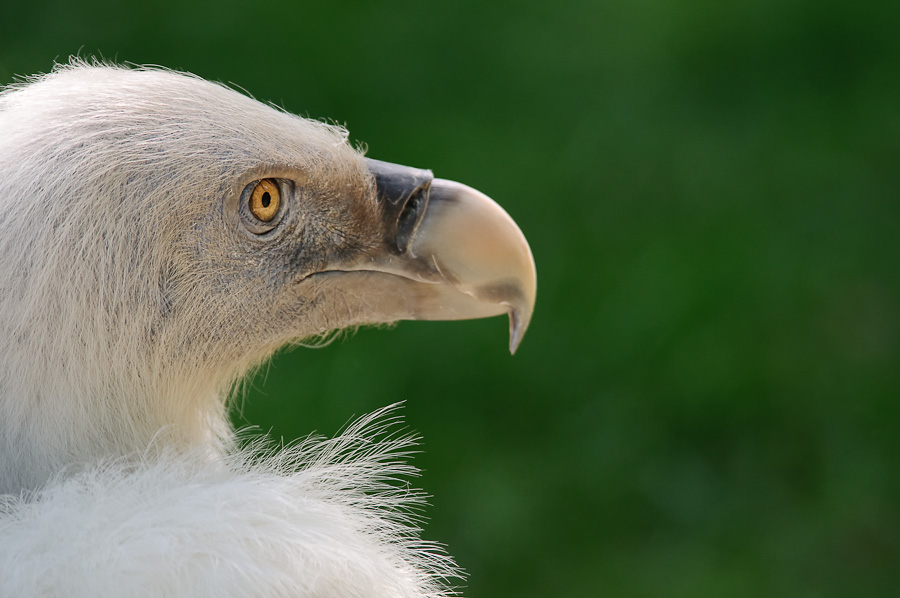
[366,158,434,254]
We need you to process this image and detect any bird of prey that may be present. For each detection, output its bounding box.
[0,61,535,597]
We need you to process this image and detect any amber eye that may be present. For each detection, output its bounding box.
[249,179,280,222]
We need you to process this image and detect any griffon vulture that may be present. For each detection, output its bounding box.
[0,61,536,597]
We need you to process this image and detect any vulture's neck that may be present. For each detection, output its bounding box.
[0,342,250,494]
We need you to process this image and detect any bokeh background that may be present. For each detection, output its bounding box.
[3,0,898,596]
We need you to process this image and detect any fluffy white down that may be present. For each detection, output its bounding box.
[0,406,458,597]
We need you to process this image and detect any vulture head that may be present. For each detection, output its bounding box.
[0,62,535,498]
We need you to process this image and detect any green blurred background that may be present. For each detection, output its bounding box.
[3,0,898,595]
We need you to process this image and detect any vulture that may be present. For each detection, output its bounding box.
[0,61,536,597]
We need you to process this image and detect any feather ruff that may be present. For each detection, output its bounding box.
[0,405,460,597]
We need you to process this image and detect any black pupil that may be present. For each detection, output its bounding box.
[261,192,271,208]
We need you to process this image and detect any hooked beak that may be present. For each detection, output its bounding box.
[306,158,536,353]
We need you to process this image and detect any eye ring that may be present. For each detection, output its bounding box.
[239,178,287,235]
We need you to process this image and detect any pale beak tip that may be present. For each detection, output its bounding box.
[508,305,532,355]
[509,317,521,354]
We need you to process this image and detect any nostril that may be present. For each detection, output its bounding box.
[395,188,426,253]
[398,191,421,230]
